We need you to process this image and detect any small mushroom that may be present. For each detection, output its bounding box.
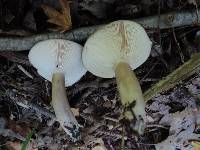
[28,39,86,141]
[82,20,152,134]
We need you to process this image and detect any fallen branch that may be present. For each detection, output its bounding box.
[0,9,199,51]
[6,89,56,120]
[144,53,200,101]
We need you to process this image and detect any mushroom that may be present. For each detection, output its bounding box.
[28,39,86,141]
[82,20,152,134]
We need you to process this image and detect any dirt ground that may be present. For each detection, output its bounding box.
[0,0,200,150]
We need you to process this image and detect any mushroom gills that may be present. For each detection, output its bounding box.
[52,72,81,141]
[115,61,146,134]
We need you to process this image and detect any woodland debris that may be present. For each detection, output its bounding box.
[7,89,56,120]
[0,51,30,66]
[92,145,107,150]
[79,1,109,19]
[144,53,200,101]
[17,65,33,79]
[191,141,200,150]
[0,117,32,141]
[146,73,200,149]
[1,1,200,149]
[23,11,37,31]
[6,141,24,150]
[0,29,32,36]
[41,0,72,32]
[0,9,199,51]
[155,108,200,150]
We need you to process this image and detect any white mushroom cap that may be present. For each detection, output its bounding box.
[82,20,152,78]
[29,39,86,86]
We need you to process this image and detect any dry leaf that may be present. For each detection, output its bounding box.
[91,138,107,150]
[92,145,107,150]
[71,108,80,116]
[155,109,200,150]
[41,0,72,32]
[8,120,31,138]
[188,0,197,5]
[191,141,200,150]
[6,141,34,150]
[6,141,21,150]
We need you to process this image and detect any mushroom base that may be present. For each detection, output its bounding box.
[115,62,146,134]
[52,73,81,142]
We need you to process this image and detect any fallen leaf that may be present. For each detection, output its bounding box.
[6,141,21,150]
[71,108,80,116]
[6,141,34,150]
[191,141,200,150]
[91,138,107,150]
[92,145,107,150]
[188,0,197,5]
[41,0,72,32]
[155,108,200,150]
[8,120,31,138]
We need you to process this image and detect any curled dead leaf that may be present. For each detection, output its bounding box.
[191,141,200,150]
[41,0,72,32]
[92,145,107,150]
[71,108,80,117]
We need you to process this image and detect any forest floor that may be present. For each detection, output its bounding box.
[0,0,200,150]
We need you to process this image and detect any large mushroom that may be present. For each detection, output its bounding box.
[82,20,152,134]
[28,39,86,141]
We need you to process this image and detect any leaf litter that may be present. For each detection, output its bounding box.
[1,0,200,150]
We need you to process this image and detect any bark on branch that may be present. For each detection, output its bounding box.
[0,9,199,51]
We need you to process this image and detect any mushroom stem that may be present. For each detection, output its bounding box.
[115,62,146,134]
[52,73,80,142]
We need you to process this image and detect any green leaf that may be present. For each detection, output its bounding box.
[20,128,35,150]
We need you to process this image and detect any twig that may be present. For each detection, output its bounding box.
[0,9,199,51]
[155,0,169,69]
[121,125,125,150]
[141,60,159,82]
[6,89,56,120]
[15,100,55,119]
[146,124,168,129]
[97,130,127,140]
[172,27,185,63]
[17,65,33,79]
[81,88,96,100]
[0,129,25,141]
[157,0,161,46]
[140,78,159,82]
[69,78,115,96]
[104,116,119,122]
[0,51,30,66]
[144,53,200,101]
